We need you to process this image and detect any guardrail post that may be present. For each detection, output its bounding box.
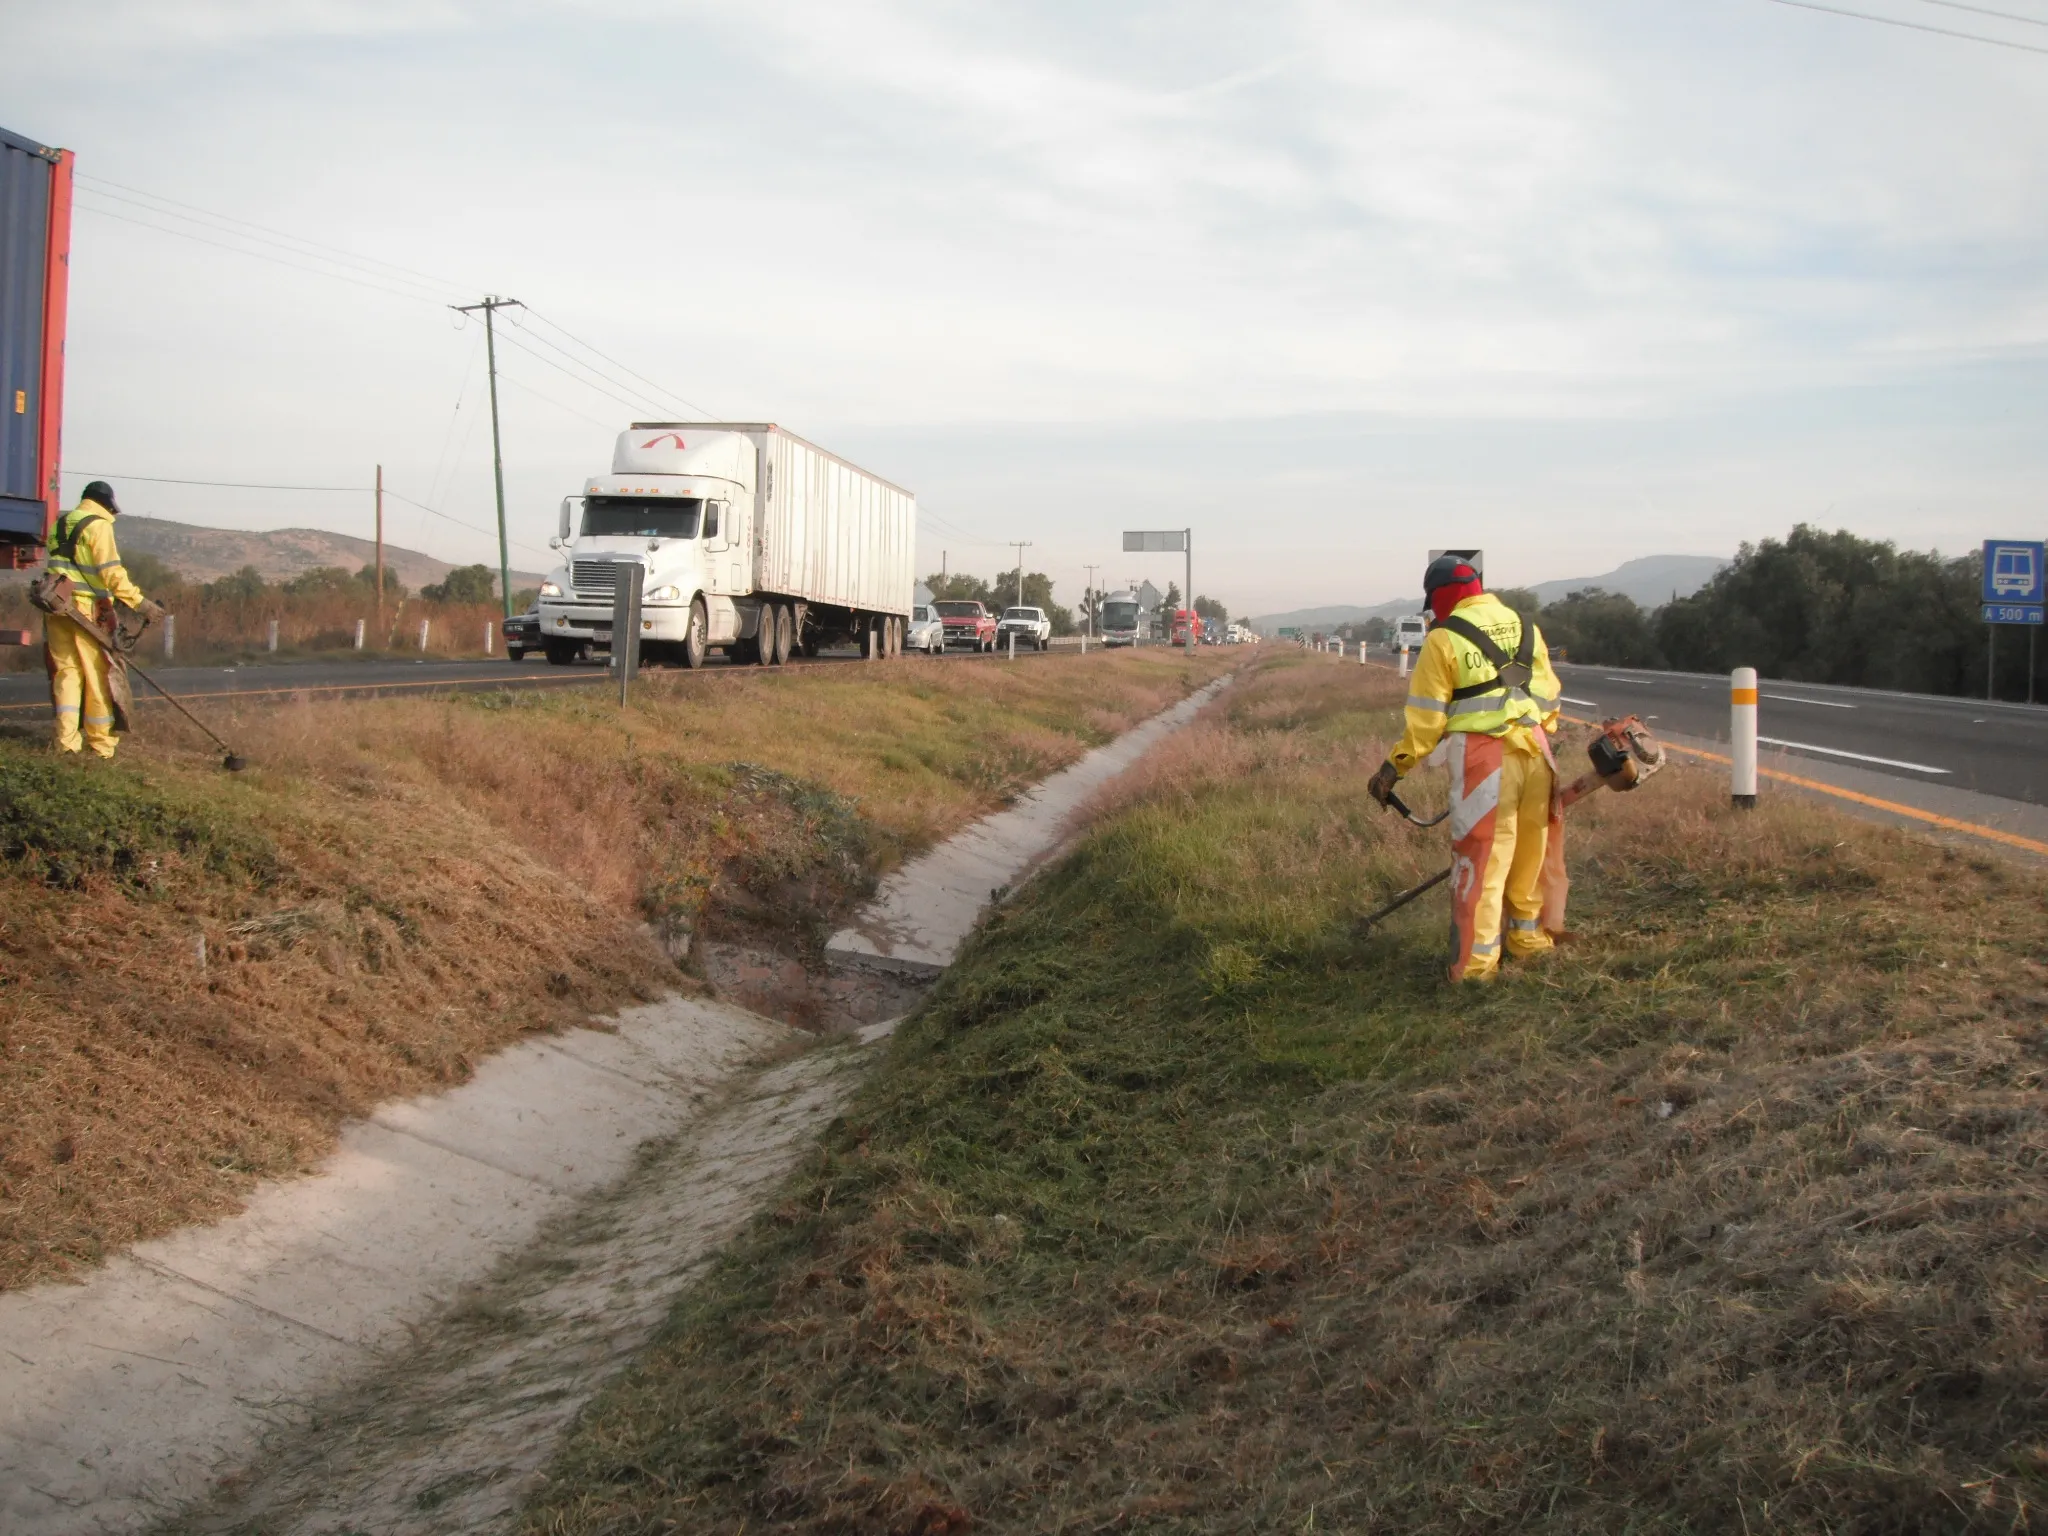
[418,619,430,653]
[1398,645,1411,679]
[485,621,494,656]
[162,613,175,660]
[353,618,365,650]
[1731,667,1758,809]
[1008,632,1016,660]
[267,618,279,653]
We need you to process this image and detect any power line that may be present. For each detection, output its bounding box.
[492,369,618,430]
[73,183,456,301]
[62,470,366,492]
[72,199,454,306]
[1913,0,2048,30]
[490,325,673,417]
[1766,0,2048,54]
[520,308,717,419]
[74,172,467,294]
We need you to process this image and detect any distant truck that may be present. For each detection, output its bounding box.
[538,423,914,667]
[1390,613,1428,654]
[1170,609,1202,647]
[1100,590,1143,647]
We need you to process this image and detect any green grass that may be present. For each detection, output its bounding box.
[527,656,2048,1535]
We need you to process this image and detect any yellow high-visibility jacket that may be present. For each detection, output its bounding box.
[1389,591,1560,776]
[45,499,146,621]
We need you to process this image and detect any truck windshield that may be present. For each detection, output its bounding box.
[934,602,983,618]
[1003,608,1037,621]
[1103,602,1139,629]
[582,496,702,539]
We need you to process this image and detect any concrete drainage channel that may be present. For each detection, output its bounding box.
[0,675,1231,1536]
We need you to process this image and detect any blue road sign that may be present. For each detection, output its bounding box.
[1983,540,2045,606]
[1984,603,2045,626]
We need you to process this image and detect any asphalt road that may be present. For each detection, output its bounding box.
[1553,662,2048,807]
[0,641,1073,717]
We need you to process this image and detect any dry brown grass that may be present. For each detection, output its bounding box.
[0,649,1235,1291]
[528,653,2048,1534]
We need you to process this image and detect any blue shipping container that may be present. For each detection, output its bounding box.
[0,123,71,550]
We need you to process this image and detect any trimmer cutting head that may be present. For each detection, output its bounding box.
[223,753,246,773]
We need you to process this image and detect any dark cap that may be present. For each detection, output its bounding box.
[1423,553,1477,598]
[81,480,120,514]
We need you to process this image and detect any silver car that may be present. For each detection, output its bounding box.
[906,603,946,655]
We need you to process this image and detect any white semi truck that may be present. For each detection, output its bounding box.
[536,423,916,667]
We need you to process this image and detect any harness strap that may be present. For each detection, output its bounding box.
[1437,612,1537,700]
[48,509,111,592]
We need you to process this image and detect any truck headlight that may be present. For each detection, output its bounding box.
[645,585,682,603]
[539,580,562,598]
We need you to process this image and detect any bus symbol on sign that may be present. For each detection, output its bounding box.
[1984,540,2045,605]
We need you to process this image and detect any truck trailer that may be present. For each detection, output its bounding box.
[537,423,916,667]
[0,124,73,564]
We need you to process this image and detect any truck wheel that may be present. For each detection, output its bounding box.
[771,604,793,666]
[544,639,578,666]
[682,599,709,669]
[754,609,775,666]
[886,616,901,658]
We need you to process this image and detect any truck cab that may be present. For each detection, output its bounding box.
[538,430,754,667]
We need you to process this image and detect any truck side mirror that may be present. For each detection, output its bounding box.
[558,496,576,541]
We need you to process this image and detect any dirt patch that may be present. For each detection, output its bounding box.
[159,1035,875,1536]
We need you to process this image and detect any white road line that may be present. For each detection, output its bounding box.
[1763,693,1855,709]
[1757,737,1950,774]
[1604,677,1654,684]
[1560,696,1601,707]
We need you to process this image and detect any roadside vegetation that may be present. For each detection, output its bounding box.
[530,652,2048,1534]
[0,648,1231,1291]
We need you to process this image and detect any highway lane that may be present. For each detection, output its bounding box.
[1553,662,2048,807]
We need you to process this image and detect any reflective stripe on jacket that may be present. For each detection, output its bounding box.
[1389,592,1560,776]
[46,500,146,619]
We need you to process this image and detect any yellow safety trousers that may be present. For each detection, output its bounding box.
[1447,729,1557,982]
[46,614,119,758]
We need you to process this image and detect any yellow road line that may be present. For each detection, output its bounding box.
[1563,713,2048,859]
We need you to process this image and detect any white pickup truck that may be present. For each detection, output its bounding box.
[996,606,1052,651]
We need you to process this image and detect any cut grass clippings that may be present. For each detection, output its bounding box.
[527,653,2048,1535]
[0,649,1233,1290]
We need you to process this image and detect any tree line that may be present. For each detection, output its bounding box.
[1475,526,2032,700]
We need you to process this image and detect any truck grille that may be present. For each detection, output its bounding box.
[572,560,623,599]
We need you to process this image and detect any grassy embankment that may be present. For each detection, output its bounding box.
[0,649,1233,1291]
[530,652,2048,1534]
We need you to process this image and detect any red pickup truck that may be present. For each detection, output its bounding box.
[935,600,998,652]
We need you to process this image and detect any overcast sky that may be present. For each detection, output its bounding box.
[4,0,2045,613]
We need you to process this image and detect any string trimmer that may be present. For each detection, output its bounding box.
[1355,716,1665,936]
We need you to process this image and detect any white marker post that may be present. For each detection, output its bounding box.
[418,619,431,653]
[1399,645,1411,679]
[485,621,494,656]
[1008,632,1016,660]
[1730,666,1758,809]
[267,618,279,653]
[353,618,365,650]
[162,614,175,660]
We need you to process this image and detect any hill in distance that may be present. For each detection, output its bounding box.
[17,516,549,593]
[1250,553,1727,635]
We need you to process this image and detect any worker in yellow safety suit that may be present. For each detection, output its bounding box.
[43,481,160,759]
[1367,556,1566,982]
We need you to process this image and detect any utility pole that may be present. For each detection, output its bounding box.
[1083,563,1100,639]
[374,463,385,644]
[452,295,523,620]
[1009,541,1032,608]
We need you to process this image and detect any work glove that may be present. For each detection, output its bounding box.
[137,599,169,622]
[1367,759,1399,808]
